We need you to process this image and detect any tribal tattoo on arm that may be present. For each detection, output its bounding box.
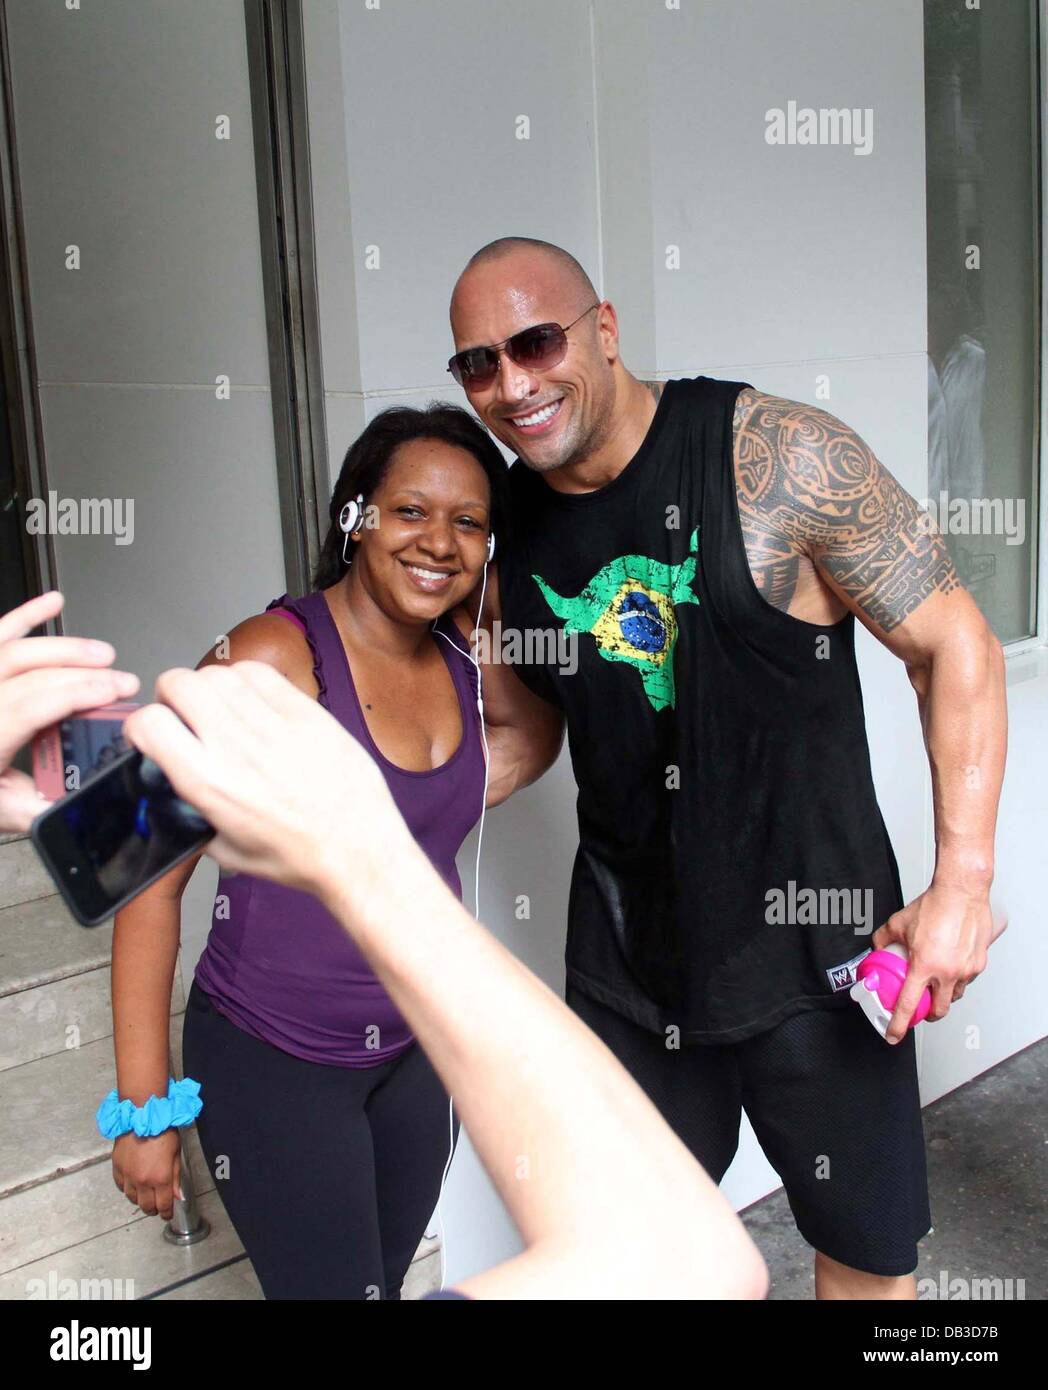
[731,388,959,632]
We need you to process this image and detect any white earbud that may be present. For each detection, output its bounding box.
[339,494,365,564]
[339,494,365,535]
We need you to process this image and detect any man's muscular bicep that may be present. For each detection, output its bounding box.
[732,387,811,613]
[732,388,960,635]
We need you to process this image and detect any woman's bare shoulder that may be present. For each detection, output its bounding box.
[197,610,318,697]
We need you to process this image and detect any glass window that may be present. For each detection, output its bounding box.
[924,0,1041,644]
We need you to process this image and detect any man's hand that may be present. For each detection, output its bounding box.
[871,882,999,1042]
[0,592,140,832]
[122,661,413,907]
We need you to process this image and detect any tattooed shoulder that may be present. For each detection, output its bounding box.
[642,379,664,404]
[731,389,959,633]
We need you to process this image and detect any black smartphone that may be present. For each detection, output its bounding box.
[30,745,214,927]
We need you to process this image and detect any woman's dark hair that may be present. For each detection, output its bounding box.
[313,403,511,590]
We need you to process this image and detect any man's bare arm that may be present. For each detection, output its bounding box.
[453,563,565,805]
[734,390,1006,1038]
[732,388,959,626]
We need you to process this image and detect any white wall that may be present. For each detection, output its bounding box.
[629,0,933,1204]
[303,0,605,1285]
[4,0,288,966]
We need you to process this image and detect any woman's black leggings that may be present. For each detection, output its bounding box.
[181,979,459,1300]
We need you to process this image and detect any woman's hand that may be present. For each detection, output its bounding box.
[111,1128,182,1220]
[0,592,140,831]
[122,661,413,905]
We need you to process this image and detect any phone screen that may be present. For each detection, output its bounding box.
[61,714,132,780]
[32,703,140,800]
[31,746,214,926]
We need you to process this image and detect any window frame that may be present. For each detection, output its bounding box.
[1002,0,1046,659]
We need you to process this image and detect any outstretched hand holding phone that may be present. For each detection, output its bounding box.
[0,592,140,832]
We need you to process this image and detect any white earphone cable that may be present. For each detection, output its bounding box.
[343,496,491,1292]
[426,556,491,1291]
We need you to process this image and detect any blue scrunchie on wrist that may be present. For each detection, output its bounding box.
[96,1077,202,1140]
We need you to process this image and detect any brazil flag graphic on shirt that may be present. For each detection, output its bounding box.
[532,527,700,712]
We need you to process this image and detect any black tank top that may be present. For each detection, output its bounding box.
[499,375,904,1043]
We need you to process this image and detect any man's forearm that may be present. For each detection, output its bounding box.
[484,719,563,806]
[318,838,765,1297]
[911,616,1006,892]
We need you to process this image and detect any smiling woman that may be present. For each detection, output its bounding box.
[106,402,563,1300]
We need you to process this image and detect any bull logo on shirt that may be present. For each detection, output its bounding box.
[532,528,700,712]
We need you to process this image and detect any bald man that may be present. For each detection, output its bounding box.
[447,237,1006,1301]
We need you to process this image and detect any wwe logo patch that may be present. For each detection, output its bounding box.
[826,950,871,993]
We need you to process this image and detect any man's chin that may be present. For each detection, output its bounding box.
[509,429,576,473]
[517,450,570,474]
[490,410,575,470]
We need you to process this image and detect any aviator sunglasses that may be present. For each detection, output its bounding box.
[447,303,601,388]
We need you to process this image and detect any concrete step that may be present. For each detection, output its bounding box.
[153,1255,262,1300]
[154,1236,443,1300]
[0,894,114,1072]
[0,892,112,998]
[0,1015,185,1199]
[0,892,185,1072]
[5,1196,441,1301]
[0,1004,441,1296]
[0,1120,213,1277]
[3,1186,245,1301]
[0,892,190,1074]
[0,835,61,912]
[0,1008,219,1287]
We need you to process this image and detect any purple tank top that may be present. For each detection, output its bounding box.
[193,589,486,1066]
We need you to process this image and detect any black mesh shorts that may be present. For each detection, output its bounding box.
[566,984,932,1277]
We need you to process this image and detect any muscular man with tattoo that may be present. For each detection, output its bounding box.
[446,237,1006,1300]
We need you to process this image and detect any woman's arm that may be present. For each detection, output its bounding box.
[124,662,769,1301]
[111,852,202,1107]
[113,613,316,1091]
[110,613,319,1216]
[109,849,201,1220]
[110,863,204,1217]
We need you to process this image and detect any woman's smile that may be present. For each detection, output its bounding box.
[398,557,460,593]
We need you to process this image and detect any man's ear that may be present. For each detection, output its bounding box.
[597,300,621,364]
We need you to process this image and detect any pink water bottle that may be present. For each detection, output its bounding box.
[851,913,1007,1038]
[850,944,931,1038]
